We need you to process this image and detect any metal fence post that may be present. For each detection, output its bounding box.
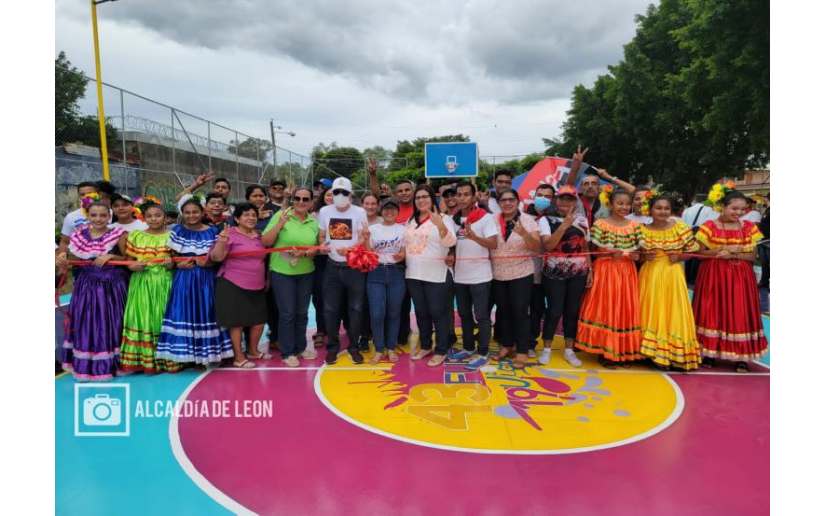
[235,130,240,195]
[171,108,176,174]
[207,121,212,172]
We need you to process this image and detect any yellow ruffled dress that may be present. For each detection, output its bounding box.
[638,221,702,370]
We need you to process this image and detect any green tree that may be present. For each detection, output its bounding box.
[55,51,118,148]
[544,0,768,199]
[228,137,272,160]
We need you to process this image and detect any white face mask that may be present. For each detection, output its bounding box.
[333,193,351,209]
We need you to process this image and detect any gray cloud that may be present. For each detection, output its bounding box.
[61,0,649,104]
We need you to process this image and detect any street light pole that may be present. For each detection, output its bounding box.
[90,0,116,181]
[269,119,295,184]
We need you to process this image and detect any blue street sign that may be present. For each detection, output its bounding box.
[424,142,479,178]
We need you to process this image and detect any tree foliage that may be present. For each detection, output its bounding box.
[228,137,272,160]
[55,51,118,148]
[544,0,768,198]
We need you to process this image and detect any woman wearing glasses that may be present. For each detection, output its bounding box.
[262,187,321,367]
[405,185,457,367]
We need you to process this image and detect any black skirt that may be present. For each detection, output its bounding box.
[215,277,268,327]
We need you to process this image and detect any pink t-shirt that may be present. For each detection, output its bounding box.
[214,227,266,290]
[491,213,540,281]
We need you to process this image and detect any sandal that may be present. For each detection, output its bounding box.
[513,353,528,369]
[702,357,716,369]
[233,359,256,369]
[735,361,750,373]
[412,348,433,361]
[248,352,273,360]
[388,350,399,362]
[598,356,617,369]
[427,354,446,367]
[370,352,385,365]
[496,347,513,361]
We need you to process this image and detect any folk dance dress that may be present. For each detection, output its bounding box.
[575,219,643,362]
[119,230,177,373]
[60,226,129,381]
[639,221,702,370]
[155,225,233,368]
[692,220,767,360]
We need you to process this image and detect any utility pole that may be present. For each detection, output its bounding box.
[270,119,277,181]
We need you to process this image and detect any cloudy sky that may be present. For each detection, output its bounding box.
[55,0,652,160]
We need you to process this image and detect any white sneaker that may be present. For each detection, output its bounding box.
[528,349,537,359]
[301,348,318,360]
[539,348,552,365]
[564,348,582,367]
[283,355,300,368]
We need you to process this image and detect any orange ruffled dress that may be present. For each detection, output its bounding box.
[575,219,643,361]
[692,220,767,360]
[639,221,702,370]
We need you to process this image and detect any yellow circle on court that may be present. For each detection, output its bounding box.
[316,355,683,454]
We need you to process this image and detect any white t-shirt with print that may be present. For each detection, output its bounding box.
[318,204,368,263]
[61,208,87,237]
[369,223,405,264]
[454,212,498,284]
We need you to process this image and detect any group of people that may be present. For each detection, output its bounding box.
[55,148,768,381]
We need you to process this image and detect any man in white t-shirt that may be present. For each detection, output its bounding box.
[485,169,514,214]
[318,177,370,365]
[452,181,499,370]
[681,196,719,228]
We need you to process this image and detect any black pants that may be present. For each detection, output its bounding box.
[323,261,366,355]
[407,278,453,355]
[455,281,491,356]
[530,282,548,348]
[542,275,587,341]
[312,255,327,335]
[398,291,412,345]
[758,244,769,288]
[493,275,533,354]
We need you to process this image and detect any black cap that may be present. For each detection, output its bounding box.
[380,198,400,211]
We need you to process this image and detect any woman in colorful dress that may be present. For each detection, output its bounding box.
[119,203,176,373]
[638,195,702,371]
[56,202,129,381]
[693,190,767,372]
[212,203,272,369]
[156,199,234,369]
[538,185,591,368]
[491,189,541,369]
[575,189,643,367]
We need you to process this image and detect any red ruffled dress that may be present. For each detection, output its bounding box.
[692,220,767,360]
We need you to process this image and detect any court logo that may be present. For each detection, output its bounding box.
[318,357,682,453]
[74,383,130,437]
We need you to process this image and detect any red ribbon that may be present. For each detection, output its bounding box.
[345,245,379,272]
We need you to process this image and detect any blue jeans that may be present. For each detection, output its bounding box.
[367,264,406,352]
[271,271,313,357]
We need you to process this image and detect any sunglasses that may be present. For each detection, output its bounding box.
[293,196,311,202]
[332,189,350,196]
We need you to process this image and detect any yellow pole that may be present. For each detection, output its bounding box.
[91,0,111,181]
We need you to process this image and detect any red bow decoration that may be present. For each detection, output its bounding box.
[346,245,379,272]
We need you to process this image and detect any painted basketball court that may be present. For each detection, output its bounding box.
[56,301,769,515]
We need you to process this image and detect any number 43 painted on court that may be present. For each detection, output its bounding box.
[405,384,491,430]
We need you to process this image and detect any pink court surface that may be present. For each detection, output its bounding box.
[56,315,770,516]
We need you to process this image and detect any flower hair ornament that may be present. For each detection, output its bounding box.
[598,184,614,206]
[132,195,163,220]
[704,180,737,212]
[639,186,661,216]
[80,192,101,216]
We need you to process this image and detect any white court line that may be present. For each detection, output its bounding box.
[313,367,686,456]
[167,370,255,516]
[537,367,770,377]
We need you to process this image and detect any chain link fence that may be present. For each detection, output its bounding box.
[56,77,310,228]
